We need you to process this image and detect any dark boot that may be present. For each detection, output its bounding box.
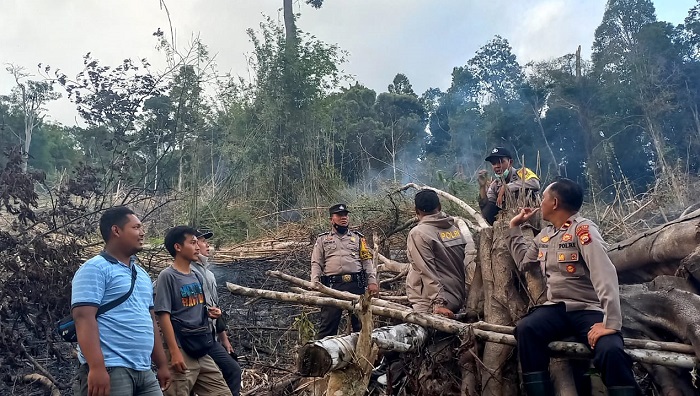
[523,371,555,396]
[607,386,638,396]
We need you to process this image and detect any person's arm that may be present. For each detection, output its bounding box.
[507,208,541,271]
[150,309,171,391]
[576,223,622,331]
[218,330,233,353]
[73,306,110,395]
[153,272,187,373]
[156,312,187,373]
[71,264,110,396]
[310,237,325,284]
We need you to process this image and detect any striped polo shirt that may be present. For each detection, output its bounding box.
[71,252,155,371]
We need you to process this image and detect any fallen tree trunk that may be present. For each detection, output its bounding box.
[608,208,700,284]
[225,282,700,368]
[325,294,378,396]
[298,323,428,376]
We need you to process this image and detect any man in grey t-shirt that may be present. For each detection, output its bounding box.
[154,226,231,396]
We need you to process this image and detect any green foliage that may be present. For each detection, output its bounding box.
[292,310,317,344]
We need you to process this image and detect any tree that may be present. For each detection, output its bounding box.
[388,73,417,97]
[5,65,60,172]
[467,36,524,105]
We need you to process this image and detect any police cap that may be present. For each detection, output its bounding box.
[329,203,350,215]
[485,146,513,162]
[195,229,214,239]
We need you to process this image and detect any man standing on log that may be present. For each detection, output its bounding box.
[405,189,467,318]
[311,203,378,338]
[507,178,637,396]
[478,146,540,225]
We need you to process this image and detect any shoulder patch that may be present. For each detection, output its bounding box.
[575,225,589,236]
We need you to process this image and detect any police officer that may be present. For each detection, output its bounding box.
[478,146,540,225]
[311,204,378,338]
[405,190,467,318]
[507,178,637,396]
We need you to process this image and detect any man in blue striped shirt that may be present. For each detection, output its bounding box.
[72,206,171,396]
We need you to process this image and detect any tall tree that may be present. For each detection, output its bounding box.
[5,65,60,172]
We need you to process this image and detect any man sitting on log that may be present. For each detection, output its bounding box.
[311,203,379,338]
[478,146,540,225]
[507,178,637,396]
[405,190,467,318]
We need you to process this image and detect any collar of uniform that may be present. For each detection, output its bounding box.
[330,228,353,238]
[420,212,446,222]
[99,250,136,267]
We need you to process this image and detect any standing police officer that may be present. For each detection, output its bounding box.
[311,204,378,338]
[507,178,637,396]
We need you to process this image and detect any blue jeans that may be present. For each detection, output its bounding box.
[73,364,162,396]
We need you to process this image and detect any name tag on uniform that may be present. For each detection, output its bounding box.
[439,230,461,240]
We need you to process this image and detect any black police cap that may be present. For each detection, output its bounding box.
[329,203,350,215]
[195,229,214,239]
[485,146,513,162]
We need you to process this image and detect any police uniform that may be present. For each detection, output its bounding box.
[507,215,636,390]
[311,204,376,338]
[479,147,540,225]
[405,212,467,314]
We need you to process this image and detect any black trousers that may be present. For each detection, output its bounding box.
[317,281,364,338]
[515,303,636,388]
[208,341,242,396]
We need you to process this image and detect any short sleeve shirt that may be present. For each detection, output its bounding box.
[153,266,208,332]
[71,253,155,371]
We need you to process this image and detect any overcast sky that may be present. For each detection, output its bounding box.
[0,0,696,126]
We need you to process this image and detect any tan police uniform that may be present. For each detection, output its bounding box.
[507,214,622,329]
[310,229,376,285]
[311,228,376,338]
[486,167,541,203]
[406,212,467,314]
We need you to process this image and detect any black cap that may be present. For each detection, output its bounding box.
[485,146,512,162]
[415,189,440,212]
[195,229,214,239]
[329,203,350,215]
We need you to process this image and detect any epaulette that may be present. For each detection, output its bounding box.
[353,230,365,238]
[318,231,330,236]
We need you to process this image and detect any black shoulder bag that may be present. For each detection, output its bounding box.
[170,271,214,358]
[56,263,137,342]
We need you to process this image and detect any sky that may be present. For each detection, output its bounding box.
[0,0,696,126]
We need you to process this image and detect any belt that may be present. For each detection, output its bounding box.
[321,272,361,284]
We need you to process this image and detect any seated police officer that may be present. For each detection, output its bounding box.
[478,146,540,225]
[311,204,378,338]
[507,178,637,396]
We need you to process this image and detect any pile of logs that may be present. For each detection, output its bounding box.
[225,183,700,395]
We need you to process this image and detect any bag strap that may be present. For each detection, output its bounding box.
[95,259,138,317]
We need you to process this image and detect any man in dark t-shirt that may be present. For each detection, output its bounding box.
[154,226,231,396]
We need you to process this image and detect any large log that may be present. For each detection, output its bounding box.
[608,208,700,284]
[297,323,428,376]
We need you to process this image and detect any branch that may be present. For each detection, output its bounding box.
[226,283,700,369]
